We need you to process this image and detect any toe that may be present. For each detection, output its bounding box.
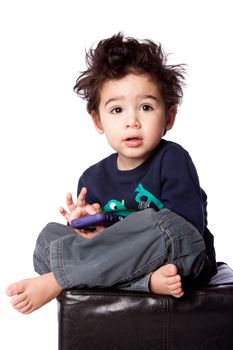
[6,285,15,297]
[17,301,34,314]
[172,287,184,298]
[173,290,184,298]
[166,264,178,276]
[6,282,25,297]
[167,274,181,286]
[169,281,182,292]
[14,298,29,310]
[11,291,27,307]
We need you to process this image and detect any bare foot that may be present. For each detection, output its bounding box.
[149,264,184,298]
[6,272,63,314]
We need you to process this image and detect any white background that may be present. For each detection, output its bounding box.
[1,0,233,348]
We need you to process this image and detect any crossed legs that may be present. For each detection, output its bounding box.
[6,263,183,314]
[6,209,205,313]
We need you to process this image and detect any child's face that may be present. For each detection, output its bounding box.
[92,73,176,170]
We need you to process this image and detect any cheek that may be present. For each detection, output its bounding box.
[107,130,119,143]
[103,119,122,134]
[103,125,119,144]
[147,130,163,144]
[144,120,164,138]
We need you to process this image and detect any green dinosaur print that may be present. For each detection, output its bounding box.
[103,199,133,216]
[103,183,163,215]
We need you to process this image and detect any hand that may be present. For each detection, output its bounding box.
[59,187,104,239]
[59,187,100,222]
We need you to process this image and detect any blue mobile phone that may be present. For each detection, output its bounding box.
[70,212,124,230]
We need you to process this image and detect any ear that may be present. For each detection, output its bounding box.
[165,106,177,132]
[91,111,104,134]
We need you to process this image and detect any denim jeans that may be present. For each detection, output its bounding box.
[33,208,206,292]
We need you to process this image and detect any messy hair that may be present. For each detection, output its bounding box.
[74,32,186,113]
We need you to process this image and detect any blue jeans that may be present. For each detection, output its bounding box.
[33,208,206,292]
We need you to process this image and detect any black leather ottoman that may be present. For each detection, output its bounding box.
[57,263,233,350]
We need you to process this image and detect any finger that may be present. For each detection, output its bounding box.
[92,203,101,212]
[77,187,87,208]
[59,207,70,221]
[70,206,86,220]
[84,204,100,215]
[83,203,101,215]
[78,203,101,216]
[66,192,76,211]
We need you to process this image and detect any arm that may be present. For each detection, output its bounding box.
[161,148,205,233]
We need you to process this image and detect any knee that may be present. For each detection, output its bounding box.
[39,222,68,243]
[40,222,59,237]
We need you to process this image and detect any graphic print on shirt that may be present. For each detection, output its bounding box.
[135,183,164,210]
[103,183,164,215]
[103,199,134,216]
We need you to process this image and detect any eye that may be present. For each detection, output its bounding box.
[110,202,117,210]
[141,104,153,112]
[111,107,123,114]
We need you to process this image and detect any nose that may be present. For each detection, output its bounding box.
[126,111,141,128]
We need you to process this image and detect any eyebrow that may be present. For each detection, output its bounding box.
[104,95,159,107]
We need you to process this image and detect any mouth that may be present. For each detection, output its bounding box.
[124,136,142,141]
[123,136,143,147]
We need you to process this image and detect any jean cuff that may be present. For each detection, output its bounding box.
[117,273,151,292]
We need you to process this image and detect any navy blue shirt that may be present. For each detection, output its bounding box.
[78,140,207,234]
[77,139,217,279]
[77,139,217,275]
